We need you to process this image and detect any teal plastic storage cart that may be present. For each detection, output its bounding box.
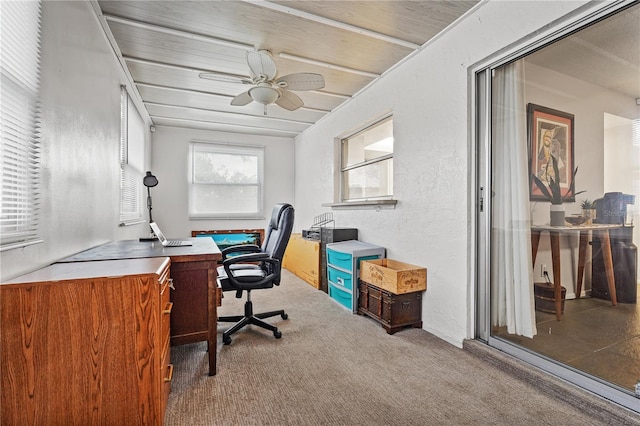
[326,240,385,312]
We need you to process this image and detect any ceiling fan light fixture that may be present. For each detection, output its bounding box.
[249,86,280,105]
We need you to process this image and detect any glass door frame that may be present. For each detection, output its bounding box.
[473,0,640,412]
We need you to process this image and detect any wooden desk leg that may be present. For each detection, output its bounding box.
[576,231,589,299]
[208,268,217,376]
[549,231,562,320]
[597,230,618,306]
[531,230,541,267]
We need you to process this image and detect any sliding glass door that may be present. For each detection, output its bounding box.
[476,1,640,412]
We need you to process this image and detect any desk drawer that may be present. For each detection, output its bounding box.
[161,344,172,417]
[161,280,172,345]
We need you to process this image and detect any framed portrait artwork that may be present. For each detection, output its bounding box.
[527,103,576,202]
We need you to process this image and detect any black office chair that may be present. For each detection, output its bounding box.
[217,203,295,345]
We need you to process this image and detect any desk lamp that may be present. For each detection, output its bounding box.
[141,171,159,241]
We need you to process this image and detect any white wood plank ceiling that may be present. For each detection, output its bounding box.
[94,0,479,138]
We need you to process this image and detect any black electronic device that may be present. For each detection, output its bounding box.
[592,192,637,303]
[593,192,635,225]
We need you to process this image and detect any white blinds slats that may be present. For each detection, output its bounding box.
[118,87,144,225]
[0,1,43,250]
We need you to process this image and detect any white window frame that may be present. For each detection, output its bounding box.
[0,0,43,251]
[119,86,144,225]
[188,142,264,219]
[340,115,394,202]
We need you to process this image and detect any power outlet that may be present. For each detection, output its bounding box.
[540,264,548,277]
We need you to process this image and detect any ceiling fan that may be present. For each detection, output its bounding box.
[199,49,325,114]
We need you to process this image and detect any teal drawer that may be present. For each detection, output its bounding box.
[328,266,353,290]
[327,248,353,270]
[356,255,381,271]
[329,282,352,311]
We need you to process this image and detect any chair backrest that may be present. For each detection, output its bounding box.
[261,203,295,262]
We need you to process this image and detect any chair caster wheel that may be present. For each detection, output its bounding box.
[223,335,232,345]
[274,330,282,339]
[281,313,288,320]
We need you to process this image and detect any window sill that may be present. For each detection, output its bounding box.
[322,199,397,210]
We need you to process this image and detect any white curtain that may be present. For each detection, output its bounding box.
[491,60,537,338]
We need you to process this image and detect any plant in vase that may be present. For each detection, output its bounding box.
[580,199,595,224]
[532,155,585,226]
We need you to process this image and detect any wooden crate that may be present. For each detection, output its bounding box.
[360,259,426,294]
[358,280,423,334]
[283,234,321,289]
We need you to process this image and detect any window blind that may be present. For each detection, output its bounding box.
[0,1,43,250]
[189,142,264,219]
[119,87,144,225]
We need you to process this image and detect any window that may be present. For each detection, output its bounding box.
[119,86,144,225]
[0,1,43,251]
[341,116,393,201]
[189,142,264,219]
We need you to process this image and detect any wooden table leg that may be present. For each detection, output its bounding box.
[576,230,589,299]
[596,230,617,306]
[531,230,541,267]
[549,231,562,320]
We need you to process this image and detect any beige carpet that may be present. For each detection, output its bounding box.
[164,270,639,425]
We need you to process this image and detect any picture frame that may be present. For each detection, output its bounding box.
[191,229,264,251]
[527,103,576,202]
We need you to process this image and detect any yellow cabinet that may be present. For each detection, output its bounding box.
[283,233,321,289]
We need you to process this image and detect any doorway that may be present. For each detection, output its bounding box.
[476,1,640,412]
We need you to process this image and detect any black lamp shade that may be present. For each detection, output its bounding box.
[143,171,158,187]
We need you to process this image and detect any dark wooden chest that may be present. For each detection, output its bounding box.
[358,280,423,334]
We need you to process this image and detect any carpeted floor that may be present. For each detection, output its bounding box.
[164,270,639,425]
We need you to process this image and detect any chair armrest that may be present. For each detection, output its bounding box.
[221,244,261,260]
[222,252,270,266]
[223,256,282,289]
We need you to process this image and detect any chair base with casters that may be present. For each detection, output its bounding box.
[218,291,288,345]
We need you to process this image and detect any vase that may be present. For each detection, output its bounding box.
[582,208,594,225]
[550,204,565,226]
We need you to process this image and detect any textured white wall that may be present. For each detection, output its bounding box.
[0,1,150,281]
[293,1,591,346]
[150,126,295,238]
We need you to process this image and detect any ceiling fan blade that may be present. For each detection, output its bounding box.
[275,89,304,111]
[198,72,251,84]
[230,91,253,106]
[276,73,325,91]
[247,50,277,80]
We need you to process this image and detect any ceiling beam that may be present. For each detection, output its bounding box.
[150,115,302,135]
[144,101,317,125]
[103,13,255,51]
[279,52,379,78]
[241,0,420,50]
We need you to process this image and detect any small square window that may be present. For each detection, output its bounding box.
[341,116,393,201]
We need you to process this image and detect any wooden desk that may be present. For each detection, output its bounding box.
[58,238,221,375]
[1,258,172,424]
[531,224,619,320]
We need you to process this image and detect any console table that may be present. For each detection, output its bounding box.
[57,237,221,375]
[531,224,620,320]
